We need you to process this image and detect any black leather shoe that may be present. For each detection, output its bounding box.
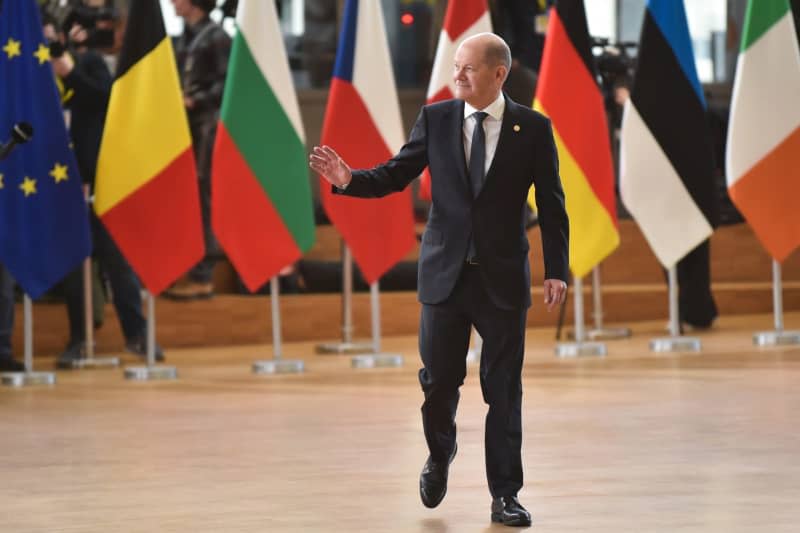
[419,443,457,508]
[56,341,88,369]
[0,357,24,372]
[491,496,532,527]
[125,336,165,362]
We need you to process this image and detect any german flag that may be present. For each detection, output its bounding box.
[94,0,203,294]
[530,1,619,278]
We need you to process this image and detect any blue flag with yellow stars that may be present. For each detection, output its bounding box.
[0,0,91,298]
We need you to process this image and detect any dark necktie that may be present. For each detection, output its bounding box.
[467,111,487,262]
[469,111,488,198]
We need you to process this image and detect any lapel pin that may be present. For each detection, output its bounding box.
[513,124,521,132]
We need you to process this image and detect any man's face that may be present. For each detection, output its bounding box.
[452,40,503,109]
[171,0,193,18]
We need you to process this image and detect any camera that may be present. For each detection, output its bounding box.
[62,4,117,49]
[48,39,66,58]
[220,0,238,19]
[591,37,637,125]
[592,37,637,93]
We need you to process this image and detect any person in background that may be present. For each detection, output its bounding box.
[0,264,24,372]
[164,0,231,300]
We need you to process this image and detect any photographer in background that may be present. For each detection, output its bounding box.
[164,0,231,301]
[0,264,23,372]
[44,1,165,367]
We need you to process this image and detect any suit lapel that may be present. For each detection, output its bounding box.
[446,100,471,194]
[479,96,516,197]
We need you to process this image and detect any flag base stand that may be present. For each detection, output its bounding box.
[557,278,607,358]
[254,280,306,375]
[587,268,632,342]
[316,342,375,355]
[651,268,702,353]
[650,336,701,353]
[252,359,305,375]
[67,256,120,371]
[351,353,403,368]
[555,342,607,358]
[124,293,174,380]
[567,328,632,341]
[3,297,56,387]
[124,365,177,381]
[753,330,800,347]
[587,327,632,340]
[1,371,57,387]
[65,356,120,370]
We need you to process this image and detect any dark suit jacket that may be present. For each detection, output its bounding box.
[62,50,112,188]
[334,95,569,310]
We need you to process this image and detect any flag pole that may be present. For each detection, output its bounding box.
[70,187,118,369]
[316,242,373,354]
[650,265,701,352]
[587,265,631,340]
[83,258,94,357]
[124,291,176,380]
[774,259,783,332]
[1,295,56,387]
[556,276,606,357]
[351,281,403,368]
[753,259,800,346]
[253,277,305,374]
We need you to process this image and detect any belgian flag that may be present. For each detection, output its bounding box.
[530,0,619,279]
[94,0,203,294]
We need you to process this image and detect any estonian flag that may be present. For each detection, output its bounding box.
[619,0,719,269]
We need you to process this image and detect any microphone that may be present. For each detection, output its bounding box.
[0,122,34,161]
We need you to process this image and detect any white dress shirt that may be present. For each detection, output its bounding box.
[463,92,505,176]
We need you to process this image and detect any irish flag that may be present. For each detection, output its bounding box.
[531,0,619,278]
[727,0,800,262]
[95,0,203,295]
[418,0,491,201]
[211,0,315,292]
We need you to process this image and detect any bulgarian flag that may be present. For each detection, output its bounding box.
[211,0,315,292]
[418,0,491,201]
[726,0,800,262]
[530,0,619,278]
[95,0,203,295]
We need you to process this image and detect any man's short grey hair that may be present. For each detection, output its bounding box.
[484,38,512,70]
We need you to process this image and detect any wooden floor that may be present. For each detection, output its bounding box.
[2,312,800,532]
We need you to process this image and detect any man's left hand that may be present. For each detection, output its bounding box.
[543,279,567,312]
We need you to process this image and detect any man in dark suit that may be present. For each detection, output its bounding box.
[310,33,568,527]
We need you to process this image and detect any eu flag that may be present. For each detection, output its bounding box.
[0,0,91,298]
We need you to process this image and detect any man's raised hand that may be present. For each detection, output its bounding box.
[309,145,352,188]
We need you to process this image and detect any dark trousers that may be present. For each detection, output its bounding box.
[677,239,718,328]
[418,264,528,498]
[187,172,217,283]
[187,120,218,283]
[0,264,14,359]
[63,212,145,344]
